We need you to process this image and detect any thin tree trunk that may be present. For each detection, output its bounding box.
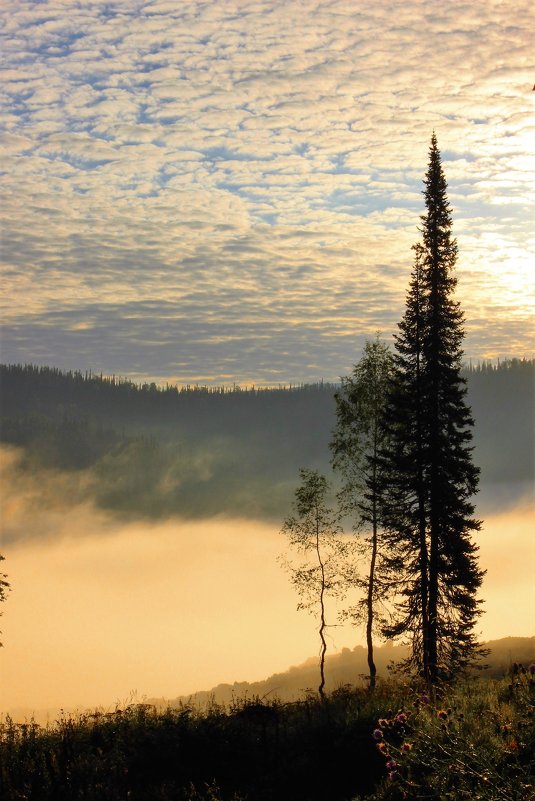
[428,429,440,682]
[428,511,439,683]
[419,491,430,681]
[415,251,430,682]
[366,414,378,691]
[315,505,327,699]
[367,514,378,690]
[427,248,441,684]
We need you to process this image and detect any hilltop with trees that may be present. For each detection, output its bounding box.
[0,358,532,529]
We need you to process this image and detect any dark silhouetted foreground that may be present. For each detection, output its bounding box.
[1,673,534,801]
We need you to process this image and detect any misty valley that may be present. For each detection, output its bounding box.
[0,358,534,801]
[1,0,534,794]
[1,359,533,531]
[1,144,534,795]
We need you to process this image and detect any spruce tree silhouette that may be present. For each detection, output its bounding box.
[379,134,484,682]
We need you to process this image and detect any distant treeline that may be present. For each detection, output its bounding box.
[0,363,337,436]
[0,360,533,525]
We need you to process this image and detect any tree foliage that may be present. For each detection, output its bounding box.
[331,336,394,689]
[378,134,484,681]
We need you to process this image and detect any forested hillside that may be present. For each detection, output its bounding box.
[0,360,532,525]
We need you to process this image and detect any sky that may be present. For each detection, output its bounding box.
[1,0,534,385]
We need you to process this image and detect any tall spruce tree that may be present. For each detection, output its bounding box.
[379,134,484,682]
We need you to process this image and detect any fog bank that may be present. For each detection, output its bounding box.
[1,501,533,720]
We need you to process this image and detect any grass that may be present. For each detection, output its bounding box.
[1,671,534,801]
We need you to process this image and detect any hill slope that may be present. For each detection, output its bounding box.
[158,636,535,709]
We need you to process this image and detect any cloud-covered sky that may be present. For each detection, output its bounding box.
[1,0,533,385]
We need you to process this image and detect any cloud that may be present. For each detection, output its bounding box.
[1,0,533,383]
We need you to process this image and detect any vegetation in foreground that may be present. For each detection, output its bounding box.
[1,671,534,801]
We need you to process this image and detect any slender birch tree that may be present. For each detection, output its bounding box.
[331,336,393,690]
[280,469,348,699]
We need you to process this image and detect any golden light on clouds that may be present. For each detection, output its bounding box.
[0,0,533,384]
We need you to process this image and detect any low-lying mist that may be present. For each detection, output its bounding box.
[1,445,533,721]
[2,361,533,528]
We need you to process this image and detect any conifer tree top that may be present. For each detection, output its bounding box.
[420,134,457,275]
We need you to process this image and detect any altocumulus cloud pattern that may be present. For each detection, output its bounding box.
[1,0,533,385]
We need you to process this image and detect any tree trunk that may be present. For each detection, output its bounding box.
[316,505,327,699]
[366,515,378,690]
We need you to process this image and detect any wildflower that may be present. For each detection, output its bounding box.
[386,759,398,771]
[529,663,535,676]
[373,728,384,741]
[401,742,412,752]
[376,742,387,753]
[420,694,430,704]
[378,718,389,727]
[501,723,512,734]
[396,712,408,724]
[437,709,448,720]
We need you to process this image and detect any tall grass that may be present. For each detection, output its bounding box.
[1,673,533,801]
[363,668,535,800]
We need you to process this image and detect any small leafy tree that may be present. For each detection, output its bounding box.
[331,336,394,689]
[280,469,349,698]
